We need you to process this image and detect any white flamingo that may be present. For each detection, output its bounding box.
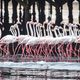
[72,24,78,36]
[36,23,43,37]
[67,23,75,36]
[63,24,68,36]
[15,35,32,56]
[0,22,3,38]
[47,22,53,37]
[26,21,35,36]
[26,22,30,35]
[53,26,59,37]
[10,22,21,36]
[33,22,38,37]
[0,35,17,56]
[43,22,48,36]
[0,29,1,39]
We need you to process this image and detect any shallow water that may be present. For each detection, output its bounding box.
[0,61,80,70]
[0,62,80,80]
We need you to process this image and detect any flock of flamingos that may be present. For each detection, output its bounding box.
[0,21,80,62]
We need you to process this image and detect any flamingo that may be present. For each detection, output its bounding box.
[0,29,1,39]
[53,26,60,37]
[34,23,43,37]
[47,22,53,37]
[26,21,37,36]
[0,35,17,59]
[33,22,38,37]
[0,22,4,39]
[67,23,75,36]
[16,35,33,59]
[63,24,67,36]
[72,24,78,36]
[43,21,48,36]
[10,21,21,36]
